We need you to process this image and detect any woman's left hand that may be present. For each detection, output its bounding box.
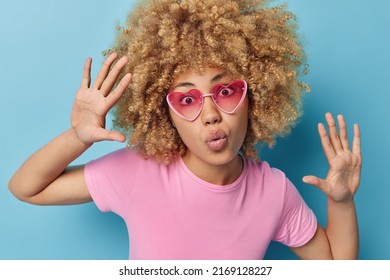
[303,113,362,202]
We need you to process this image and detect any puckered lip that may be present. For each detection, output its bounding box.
[205,130,227,143]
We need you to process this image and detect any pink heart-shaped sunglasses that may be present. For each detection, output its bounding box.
[166,80,247,121]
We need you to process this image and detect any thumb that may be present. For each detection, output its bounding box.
[93,127,126,143]
[107,130,126,142]
[302,175,328,193]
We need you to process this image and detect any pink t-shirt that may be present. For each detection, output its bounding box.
[84,149,317,259]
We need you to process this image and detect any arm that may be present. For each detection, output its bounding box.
[292,113,362,259]
[8,53,131,205]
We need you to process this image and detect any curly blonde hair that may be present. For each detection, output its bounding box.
[105,0,309,164]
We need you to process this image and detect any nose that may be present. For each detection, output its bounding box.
[201,96,222,125]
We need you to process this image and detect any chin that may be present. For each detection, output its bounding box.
[201,149,239,166]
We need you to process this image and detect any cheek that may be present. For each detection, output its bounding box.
[168,106,177,127]
[169,109,197,141]
[235,98,249,130]
[237,118,248,144]
[232,99,249,144]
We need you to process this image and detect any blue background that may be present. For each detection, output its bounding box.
[1,0,389,259]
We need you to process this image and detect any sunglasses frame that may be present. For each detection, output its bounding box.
[166,80,247,122]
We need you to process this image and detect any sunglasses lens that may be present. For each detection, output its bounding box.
[167,80,247,121]
[213,80,246,113]
[167,89,202,121]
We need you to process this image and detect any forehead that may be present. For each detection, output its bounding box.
[172,66,232,85]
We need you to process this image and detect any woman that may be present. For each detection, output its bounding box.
[9,0,362,259]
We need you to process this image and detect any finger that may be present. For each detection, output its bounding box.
[352,123,361,156]
[105,73,132,108]
[318,122,337,160]
[325,112,343,153]
[337,114,350,151]
[302,175,328,194]
[100,56,129,95]
[80,57,92,88]
[92,52,118,90]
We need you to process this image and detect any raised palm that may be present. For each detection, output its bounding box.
[71,53,131,145]
[303,113,362,202]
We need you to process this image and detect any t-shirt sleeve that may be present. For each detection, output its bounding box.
[272,171,317,248]
[84,149,136,215]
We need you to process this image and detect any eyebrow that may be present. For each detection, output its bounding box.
[173,71,229,89]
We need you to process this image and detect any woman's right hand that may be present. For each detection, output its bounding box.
[71,52,131,145]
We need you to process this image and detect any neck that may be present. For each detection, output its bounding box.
[182,153,243,185]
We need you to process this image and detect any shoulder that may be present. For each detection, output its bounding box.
[89,148,138,162]
[244,157,288,185]
[243,157,295,203]
[85,148,150,177]
[85,147,174,179]
[86,148,153,168]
